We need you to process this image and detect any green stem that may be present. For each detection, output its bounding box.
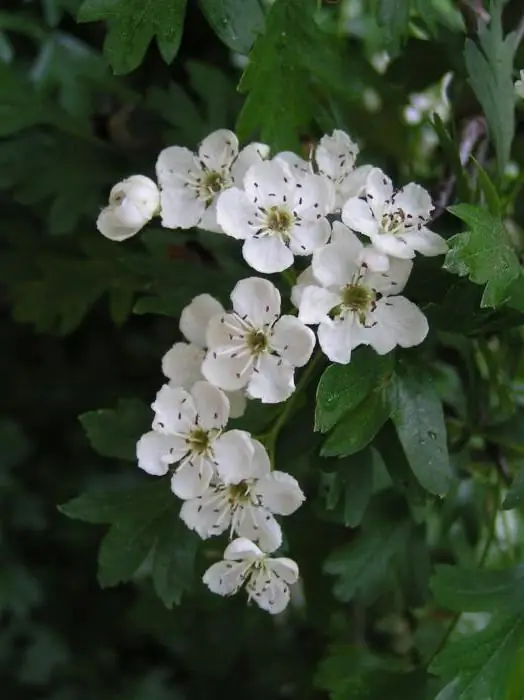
[263,351,323,466]
[425,483,500,669]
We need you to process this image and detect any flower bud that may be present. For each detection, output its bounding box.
[96,175,160,242]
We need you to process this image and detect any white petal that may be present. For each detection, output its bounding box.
[180,294,224,347]
[339,164,373,202]
[298,286,340,325]
[180,488,231,538]
[270,315,315,367]
[156,146,197,183]
[231,142,270,184]
[230,277,281,326]
[291,266,318,309]
[236,506,282,553]
[159,188,205,229]
[254,471,305,515]
[203,560,248,596]
[330,220,364,250]
[216,188,257,240]
[170,455,214,499]
[226,390,247,419]
[365,257,413,295]
[368,232,416,259]
[402,228,448,256]
[198,204,222,234]
[191,380,230,430]
[393,182,433,221]
[341,197,379,237]
[242,236,294,273]
[366,296,428,354]
[205,312,244,351]
[291,173,334,218]
[365,168,394,217]
[202,353,252,391]
[289,220,331,255]
[223,537,263,561]
[250,439,271,477]
[96,208,141,242]
[312,237,360,288]
[275,151,312,176]
[247,569,290,614]
[213,430,256,484]
[198,129,238,171]
[151,384,195,434]
[317,317,356,364]
[162,342,204,389]
[244,159,293,205]
[268,557,300,584]
[316,129,358,178]
[136,431,174,476]
[358,246,390,273]
[247,355,296,403]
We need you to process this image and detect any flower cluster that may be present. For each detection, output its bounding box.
[98,127,448,613]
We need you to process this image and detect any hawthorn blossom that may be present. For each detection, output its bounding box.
[295,223,428,364]
[162,294,246,418]
[180,435,304,551]
[202,277,315,403]
[203,537,299,614]
[342,168,448,260]
[140,381,251,499]
[97,175,159,241]
[216,158,333,273]
[156,130,268,231]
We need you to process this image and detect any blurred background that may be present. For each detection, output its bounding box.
[2,0,524,698]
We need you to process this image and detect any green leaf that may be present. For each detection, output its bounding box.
[324,498,411,602]
[198,0,265,54]
[445,203,520,308]
[503,467,524,510]
[432,565,524,613]
[79,398,151,460]
[315,348,393,433]
[321,389,391,458]
[390,363,451,496]
[431,610,524,700]
[61,481,196,605]
[78,0,187,74]
[237,0,346,150]
[320,449,374,528]
[464,1,516,175]
[375,0,411,55]
[0,63,55,135]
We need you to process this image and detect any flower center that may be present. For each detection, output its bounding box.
[340,283,376,324]
[186,427,211,454]
[228,481,251,503]
[246,329,269,356]
[200,171,226,201]
[380,209,405,234]
[266,206,293,236]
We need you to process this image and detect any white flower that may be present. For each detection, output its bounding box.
[156,130,268,231]
[180,435,304,551]
[342,168,448,260]
[146,380,250,499]
[216,158,333,273]
[97,175,159,241]
[203,538,299,614]
[202,277,315,403]
[161,294,246,418]
[516,70,524,100]
[295,223,429,364]
[315,130,372,209]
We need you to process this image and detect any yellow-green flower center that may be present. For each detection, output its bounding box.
[381,209,405,234]
[246,329,269,355]
[186,427,211,454]
[267,206,293,235]
[228,481,251,503]
[202,171,225,198]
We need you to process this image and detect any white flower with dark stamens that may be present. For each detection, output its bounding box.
[161,294,246,418]
[97,175,160,241]
[216,158,333,273]
[342,168,447,260]
[156,130,269,231]
[149,380,249,499]
[180,435,304,551]
[203,538,299,614]
[315,130,372,209]
[202,277,315,403]
[296,223,428,364]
